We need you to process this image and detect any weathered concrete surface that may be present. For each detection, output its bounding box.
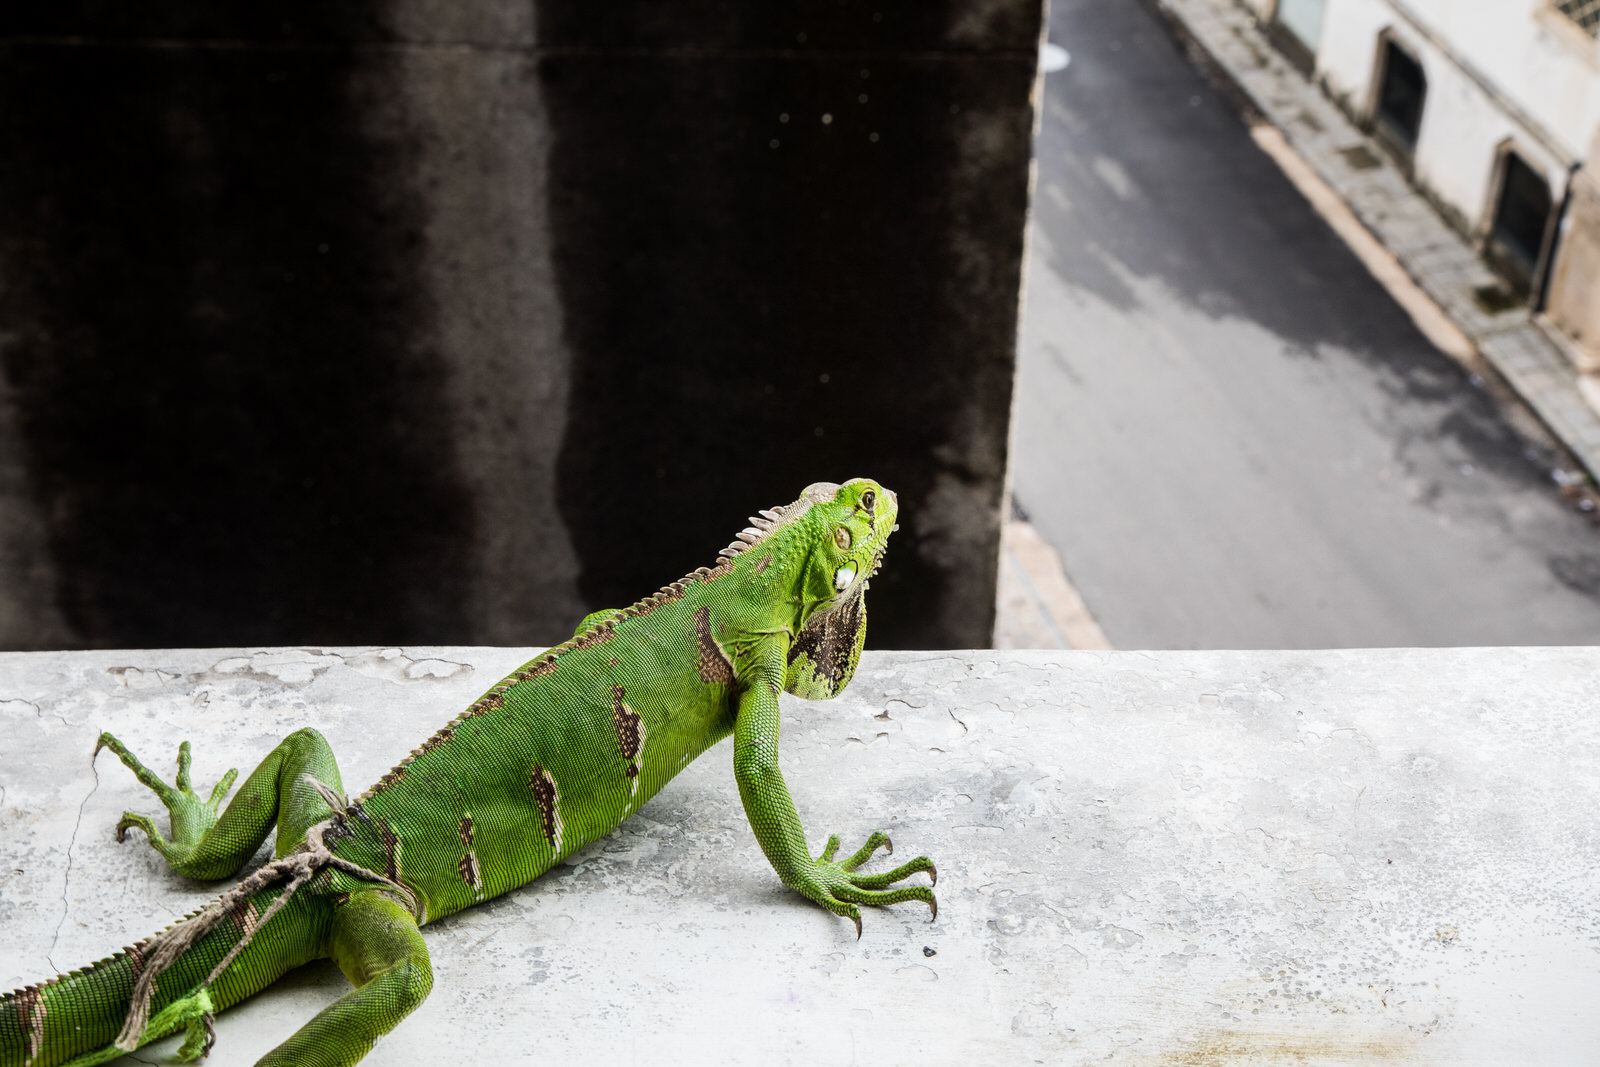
[2,647,1598,1064]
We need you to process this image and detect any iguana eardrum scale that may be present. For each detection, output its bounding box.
[1,478,935,1067]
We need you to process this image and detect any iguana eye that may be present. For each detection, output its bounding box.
[834,526,852,550]
[860,489,875,510]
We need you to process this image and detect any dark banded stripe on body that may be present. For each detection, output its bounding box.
[694,607,735,685]
[612,685,646,793]
[458,813,482,891]
[15,986,44,1065]
[529,765,563,853]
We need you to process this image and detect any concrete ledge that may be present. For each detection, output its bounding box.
[3,647,1599,1064]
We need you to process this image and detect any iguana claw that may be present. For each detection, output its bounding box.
[793,830,937,935]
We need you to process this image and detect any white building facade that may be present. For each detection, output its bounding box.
[1251,0,1600,371]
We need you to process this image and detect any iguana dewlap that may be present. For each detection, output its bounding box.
[0,478,935,1067]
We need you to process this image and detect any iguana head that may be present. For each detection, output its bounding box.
[704,479,898,697]
[757,478,896,699]
[716,477,897,633]
[791,478,897,611]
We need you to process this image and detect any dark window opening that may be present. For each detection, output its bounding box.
[1555,0,1600,39]
[1375,40,1426,153]
[1487,151,1553,295]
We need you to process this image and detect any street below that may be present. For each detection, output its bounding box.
[1011,0,1600,647]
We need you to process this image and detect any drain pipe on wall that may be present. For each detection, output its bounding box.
[1533,160,1583,315]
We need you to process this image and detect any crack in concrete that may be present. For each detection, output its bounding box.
[2,695,67,728]
[47,751,100,973]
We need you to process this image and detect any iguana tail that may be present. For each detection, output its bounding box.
[0,881,327,1067]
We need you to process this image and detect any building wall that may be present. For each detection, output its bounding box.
[1386,0,1599,154]
[1253,0,1600,366]
[0,0,1042,651]
[1313,0,1593,235]
[1546,128,1600,370]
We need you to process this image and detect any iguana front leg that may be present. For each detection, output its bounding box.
[733,640,936,936]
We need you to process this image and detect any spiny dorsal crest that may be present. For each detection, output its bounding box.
[356,484,841,806]
[717,481,840,559]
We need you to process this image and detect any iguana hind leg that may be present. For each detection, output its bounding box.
[256,890,432,1067]
[97,727,345,880]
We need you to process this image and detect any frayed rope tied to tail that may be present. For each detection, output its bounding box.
[114,777,417,1056]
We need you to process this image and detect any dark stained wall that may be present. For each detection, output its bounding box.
[0,1,1040,651]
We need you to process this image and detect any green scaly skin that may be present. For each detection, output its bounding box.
[1,479,936,1067]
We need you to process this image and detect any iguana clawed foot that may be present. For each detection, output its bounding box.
[95,732,239,873]
[793,831,937,938]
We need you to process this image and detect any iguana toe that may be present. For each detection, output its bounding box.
[817,833,842,863]
[839,831,893,871]
[115,812,164,847]
[836,883,937,918]
[844,853,935,890]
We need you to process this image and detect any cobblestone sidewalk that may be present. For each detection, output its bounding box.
[1151,0,1600,484]
[993,520,1113,649]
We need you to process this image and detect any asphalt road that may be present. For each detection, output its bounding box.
[1011,0,1600,648]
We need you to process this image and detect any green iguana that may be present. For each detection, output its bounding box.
[1,478,935,1067]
